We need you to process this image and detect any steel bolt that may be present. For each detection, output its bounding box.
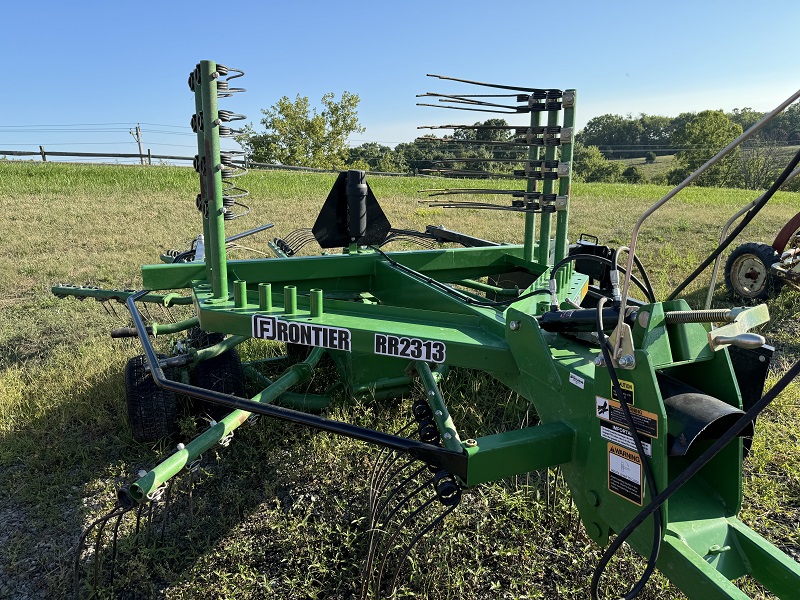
[137,469,148,478]
[509,320,521,331]
[464,439,478,448]
[435,410,443,416]
[618,354,635,368]
[176,443,185,451]
[428,390,435,397]
[594,355,606,367]
[444,433,452,440]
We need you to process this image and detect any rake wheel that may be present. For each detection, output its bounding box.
[125,354,178,442]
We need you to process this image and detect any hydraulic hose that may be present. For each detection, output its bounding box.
[591,297,662,599]
[591,346,800,597]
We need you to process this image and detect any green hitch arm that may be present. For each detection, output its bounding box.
[192,334,248,363]
[120,347,326,506]
[242,364,332,411]
[150,316,199,336]
[416,360,463,453]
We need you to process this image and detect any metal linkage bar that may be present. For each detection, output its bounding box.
[124,291,468,483]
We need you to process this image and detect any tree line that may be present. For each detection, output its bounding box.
[237,92,800,191]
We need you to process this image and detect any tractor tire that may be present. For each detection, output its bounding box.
[125,354,178,442]
[190,348,246,421]
[724,242,783,301]
[187,326,225,349]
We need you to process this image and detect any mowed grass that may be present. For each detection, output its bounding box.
[0,160,799,599]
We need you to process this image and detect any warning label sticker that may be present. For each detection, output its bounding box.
[611,379,635,404]
[596,397,658,438]
[600,422,652,456]
[608,443,642,505]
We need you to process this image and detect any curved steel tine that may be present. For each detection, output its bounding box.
[375,493,439,597]
[92,507,124,589]
[371,464,428,530]
[74,505,123,597]
[133,502,145,545]
[361,471,432,600]
[368,422,414,515]
[369,456,418,525]
[108,509,128,590]
[388,502,458,596]
[159,479,174,543]
[144,500,156,547]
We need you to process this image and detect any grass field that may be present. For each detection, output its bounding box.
[1,161,799,599]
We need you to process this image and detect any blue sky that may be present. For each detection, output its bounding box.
[3,1,799,162]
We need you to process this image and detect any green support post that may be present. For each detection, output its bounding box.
[259,282,272,311]
[522,110,542,262]
[234,279,247,308]
[537,108,560,266]
[193,67,214,282]
[554,90,576,290]
[199,60,228,299]
[284,285,297,315]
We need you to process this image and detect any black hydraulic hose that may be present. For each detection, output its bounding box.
[591,297,662,600]
[369,245,551,307]
[551,253,655,303]
[591,350,800,598]
[612,247,656,304]
[632,253,655,303]
[668,146,800,300]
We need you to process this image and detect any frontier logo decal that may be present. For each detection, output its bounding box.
[251,314,351,351]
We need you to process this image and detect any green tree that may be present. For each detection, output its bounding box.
[347,142,410,173]
[623,165,645,183]
[669,110,742,187]
[580,114,644,158]
[237,91,365,169]
[347,142,392,170]
[572,142,624,183]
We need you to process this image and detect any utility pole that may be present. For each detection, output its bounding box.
[130,124,145,165]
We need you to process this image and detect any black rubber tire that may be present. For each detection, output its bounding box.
[190,349,246,420]
[187,326,225,349]
[724,242,783,301]
[125,354,178,442]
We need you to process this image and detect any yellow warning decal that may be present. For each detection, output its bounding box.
[611,379,634,404]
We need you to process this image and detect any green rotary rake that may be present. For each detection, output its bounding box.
[56,60,800,599]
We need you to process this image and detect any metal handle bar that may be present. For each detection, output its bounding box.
[614,88,800,353]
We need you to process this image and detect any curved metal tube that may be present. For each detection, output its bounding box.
[614,88,800,352]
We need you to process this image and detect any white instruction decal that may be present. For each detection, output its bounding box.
[600,422,652,457]
[569,372,585,389]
